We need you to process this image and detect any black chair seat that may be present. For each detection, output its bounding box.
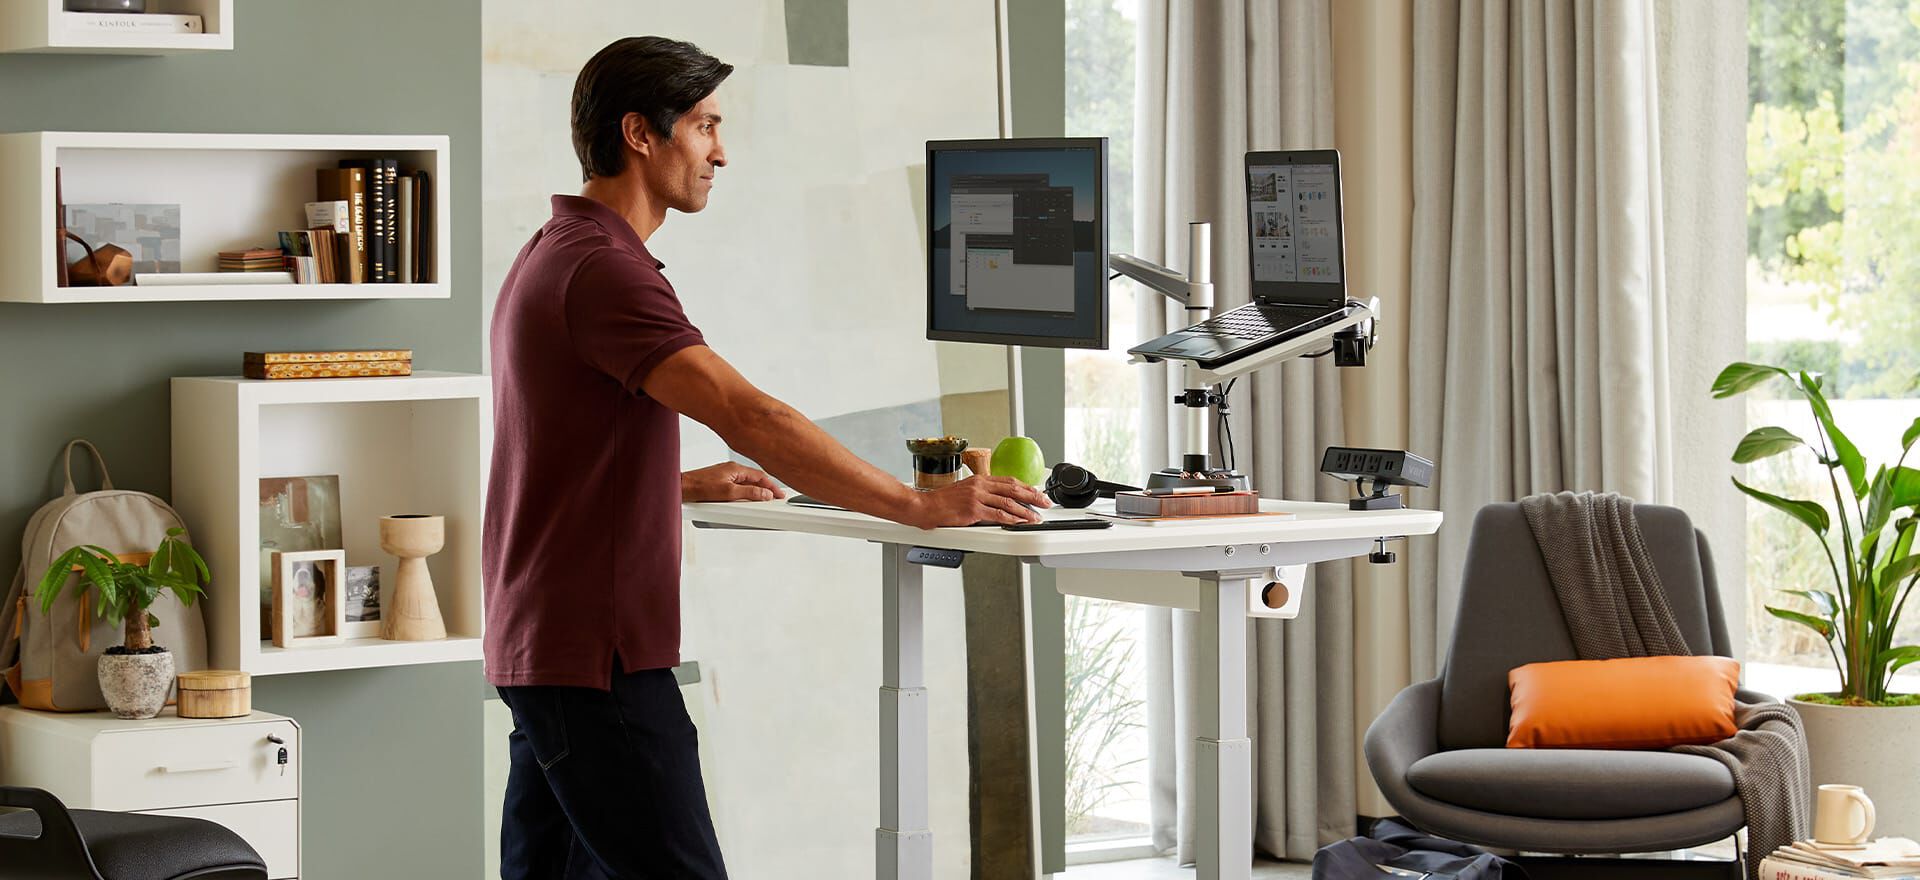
[0,787,266,880]
[1407,748,1736,820]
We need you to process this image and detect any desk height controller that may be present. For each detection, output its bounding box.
[905,546,968,569]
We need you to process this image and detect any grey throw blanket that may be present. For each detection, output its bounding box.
[1520,491,1811,880]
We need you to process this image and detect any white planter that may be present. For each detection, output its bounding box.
[1791,697,1920,840]
[97,649,174,720]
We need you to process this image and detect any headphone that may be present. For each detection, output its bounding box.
[1044,462,1138,509]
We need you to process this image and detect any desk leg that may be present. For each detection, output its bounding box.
[1197,574,1254,880]
[879,544,932,880]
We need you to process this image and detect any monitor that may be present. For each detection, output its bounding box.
[926,137,1108,350]
[1244,149,1346,308]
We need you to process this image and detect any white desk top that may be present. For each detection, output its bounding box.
[683,495,1442,558]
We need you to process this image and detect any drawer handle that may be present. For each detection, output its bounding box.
[158,760,239,774]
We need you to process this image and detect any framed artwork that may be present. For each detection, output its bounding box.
[272,549,346,648]
[259,474,343,635]
[343,564,382,638]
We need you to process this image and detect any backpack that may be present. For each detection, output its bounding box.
[1,440,208,711]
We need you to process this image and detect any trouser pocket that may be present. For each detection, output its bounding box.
[500,687,571,770]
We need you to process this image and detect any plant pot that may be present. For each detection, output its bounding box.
[97,649,174,720]
[1791,697,1920,839]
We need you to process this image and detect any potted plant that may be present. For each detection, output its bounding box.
[1714,361,1920,835]
[35,528,209,720]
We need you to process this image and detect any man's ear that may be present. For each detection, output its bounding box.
[621,112,652,161]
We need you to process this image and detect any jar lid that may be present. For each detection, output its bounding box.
[177,670,250,690]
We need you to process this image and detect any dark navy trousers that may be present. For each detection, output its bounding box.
[496,665,728,879]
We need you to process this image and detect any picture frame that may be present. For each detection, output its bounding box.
[272,549,346,648]
[342,564,382,639]
[258,474,344,635]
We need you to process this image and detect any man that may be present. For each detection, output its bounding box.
[483,36,1049,879]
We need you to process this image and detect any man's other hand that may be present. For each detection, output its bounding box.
[682,462,786,503]
[907,476,1051,529]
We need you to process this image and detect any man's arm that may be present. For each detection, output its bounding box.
[643,345,1047,528]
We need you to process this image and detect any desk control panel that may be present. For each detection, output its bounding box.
[906,546,968,569]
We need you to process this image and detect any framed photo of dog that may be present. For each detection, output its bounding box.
[272,549,347,647]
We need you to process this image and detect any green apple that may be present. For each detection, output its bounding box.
[990,436,1048,486]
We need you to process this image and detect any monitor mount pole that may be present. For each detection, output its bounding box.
[1112,222,1249,492]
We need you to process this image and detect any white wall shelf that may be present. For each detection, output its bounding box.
[0,131,451,303]
[171,372,490,676]
[0,1,233,55]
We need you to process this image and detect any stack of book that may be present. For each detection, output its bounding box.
[1760,838,1920,879]
[243,350,414,381]
[218,248,285,272]
[307,158,432,284]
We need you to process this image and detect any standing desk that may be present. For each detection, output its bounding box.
[683,497,1443,880]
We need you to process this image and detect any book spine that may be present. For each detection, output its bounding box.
[341,161,385,282]
[383,159,399,283]
[63,13,203,33]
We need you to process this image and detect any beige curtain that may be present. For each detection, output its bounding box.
[1135,0,1358,863]
[1405,0,1749,678]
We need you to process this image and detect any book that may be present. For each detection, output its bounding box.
[412,170,432,282]
[63,12,203,34]
[308,228,337,283]
[244,360,414,381]
[245,350,413,365]
[340,160,388,282]
[316,168,368,283]
[305,200,351,234]
[382,160,400,282]
[1762,854,1916,880]
[1769,840,1920,879]
[136,272,295,286]
[397,181,414,284]
[284,255,318,284]
[218,248,286,272]
[1114,490,1262,518]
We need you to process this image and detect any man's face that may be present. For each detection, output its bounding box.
[639,93,726,214]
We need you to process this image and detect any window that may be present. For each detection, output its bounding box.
[1745,0,1920,698]
[1063,0,1151,852]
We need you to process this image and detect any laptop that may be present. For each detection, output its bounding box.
[1128,149,1353,370]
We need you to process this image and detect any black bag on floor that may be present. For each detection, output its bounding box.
[1313,819,1529,880]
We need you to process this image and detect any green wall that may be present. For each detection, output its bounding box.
[0,3,485,877]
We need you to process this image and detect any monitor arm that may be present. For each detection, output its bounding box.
[1110,221,1380,489]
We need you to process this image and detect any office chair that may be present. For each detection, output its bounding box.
[0,786,267,880]
[1364,503,1789,880]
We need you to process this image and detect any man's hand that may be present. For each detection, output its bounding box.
[905,476,1051,529]
[682,462,786,503]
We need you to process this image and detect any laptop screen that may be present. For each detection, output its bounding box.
[1245,149,1345,307]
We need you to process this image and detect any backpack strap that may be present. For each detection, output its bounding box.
[1,562,23,699]
[61,439,113,496]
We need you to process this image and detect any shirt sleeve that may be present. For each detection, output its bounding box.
[564,247,707,395]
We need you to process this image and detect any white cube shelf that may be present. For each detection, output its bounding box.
[0,0,232,54]
[0,131,451,303]
[171,372,490,676]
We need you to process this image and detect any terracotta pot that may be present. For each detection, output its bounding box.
[379,514,446,641]
[1791,697,1920,839]
[98,649,174,720]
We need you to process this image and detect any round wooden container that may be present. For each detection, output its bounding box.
[176,670,251,718]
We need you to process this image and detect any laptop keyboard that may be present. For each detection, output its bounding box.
[1188,303,1334,341]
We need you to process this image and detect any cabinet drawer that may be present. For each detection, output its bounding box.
[93,719,297,811]
[144,800,299,879]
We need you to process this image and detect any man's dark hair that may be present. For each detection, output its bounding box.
[571,36,733,182]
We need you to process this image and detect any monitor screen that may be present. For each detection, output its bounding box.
[1245,149,1345,307]
[926,138,1107,349]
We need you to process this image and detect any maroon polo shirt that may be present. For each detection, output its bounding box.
[483,194,706,688]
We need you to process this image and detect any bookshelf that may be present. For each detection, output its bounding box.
[170,372,489,676]
[0,131,451,303]
[0,0,233,55]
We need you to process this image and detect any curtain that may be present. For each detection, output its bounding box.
[1405,0,1748,678]
[1135,0,1357,863]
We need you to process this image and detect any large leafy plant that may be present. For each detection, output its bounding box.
[36,527,209,653]
[1715,362,1920,705]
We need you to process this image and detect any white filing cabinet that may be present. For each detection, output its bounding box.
[0,706,300,879]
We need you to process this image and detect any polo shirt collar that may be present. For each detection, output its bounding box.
[551,194,665,270]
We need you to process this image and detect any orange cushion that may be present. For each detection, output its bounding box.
[1506,656,1740,750]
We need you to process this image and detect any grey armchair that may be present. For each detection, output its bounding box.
[1365,503,1776,874]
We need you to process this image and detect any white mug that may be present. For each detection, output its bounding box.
[1815,784,1876,846]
